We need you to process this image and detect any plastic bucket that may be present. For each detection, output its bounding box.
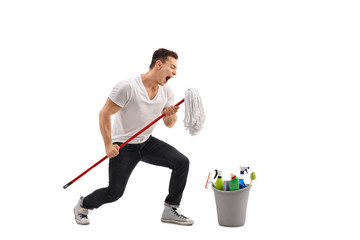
[212,184,251,227]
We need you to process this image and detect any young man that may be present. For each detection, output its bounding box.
[74,48,193,226]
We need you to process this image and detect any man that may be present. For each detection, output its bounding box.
[73,48,193,226]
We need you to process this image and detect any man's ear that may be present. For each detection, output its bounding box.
[156,59,163,70]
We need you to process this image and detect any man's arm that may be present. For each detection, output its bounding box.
[162,105,179,128]
[99,97,122,158]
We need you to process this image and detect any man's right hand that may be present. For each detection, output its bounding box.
[106,144,120,158]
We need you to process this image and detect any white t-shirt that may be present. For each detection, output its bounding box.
[109,75,175,143]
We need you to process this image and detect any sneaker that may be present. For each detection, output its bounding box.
[74,197,90,225]
[161,205,194,226]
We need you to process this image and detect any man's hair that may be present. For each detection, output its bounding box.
[149,48,178,69]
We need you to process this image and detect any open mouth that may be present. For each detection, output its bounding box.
[165,76,171,82]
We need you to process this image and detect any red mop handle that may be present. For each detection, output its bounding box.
[63,98,185,189]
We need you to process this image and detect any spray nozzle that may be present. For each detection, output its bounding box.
[240,166,250,174]
[214,169,222,179]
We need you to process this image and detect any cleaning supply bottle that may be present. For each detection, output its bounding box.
[223,181,230,191]
[213,169,224,191]
[229,173,240,191]
[239,166,249,189]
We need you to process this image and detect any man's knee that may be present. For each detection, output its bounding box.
[179,155,189,170]
[105,188,124,203]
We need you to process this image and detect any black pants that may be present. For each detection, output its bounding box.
[82,136,189,209]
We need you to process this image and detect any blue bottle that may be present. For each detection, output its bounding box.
[239,166,250,189]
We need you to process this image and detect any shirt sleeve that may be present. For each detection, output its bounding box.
[109,80,131,108]
[164,86,175,108]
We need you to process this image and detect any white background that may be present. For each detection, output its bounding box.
[1,0,359,239]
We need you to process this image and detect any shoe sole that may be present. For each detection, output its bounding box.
[161,218,194,226]
[74,208,90,225]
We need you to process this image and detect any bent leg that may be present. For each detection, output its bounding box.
[83,145,141,209]
[141,136,189,207]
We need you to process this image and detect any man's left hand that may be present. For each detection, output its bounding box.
[163,105,179,116]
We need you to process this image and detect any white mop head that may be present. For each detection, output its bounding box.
[184,88,205,136]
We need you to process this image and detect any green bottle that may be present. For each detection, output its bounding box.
[214,169,224,191]
[229,173,240,191]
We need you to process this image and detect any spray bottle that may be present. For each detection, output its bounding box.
[214,169,224,191]
[239,166,250,189]
[229,173,240,191]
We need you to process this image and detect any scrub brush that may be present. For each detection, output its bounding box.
[250,172,256,185]
[205,173,214,188]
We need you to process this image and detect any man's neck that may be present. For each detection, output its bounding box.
[141,71,159,89]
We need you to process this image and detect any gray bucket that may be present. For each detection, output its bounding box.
[212,184,251,227]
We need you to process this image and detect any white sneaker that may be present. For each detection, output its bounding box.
[161,205,194,226]
[74,197,90,225]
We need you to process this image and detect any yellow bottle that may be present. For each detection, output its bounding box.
[214,169,224,191]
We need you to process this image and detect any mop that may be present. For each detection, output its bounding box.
[63,88,205,189]
[184,88,205,136]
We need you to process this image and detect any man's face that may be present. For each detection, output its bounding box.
[157,57,177,86]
